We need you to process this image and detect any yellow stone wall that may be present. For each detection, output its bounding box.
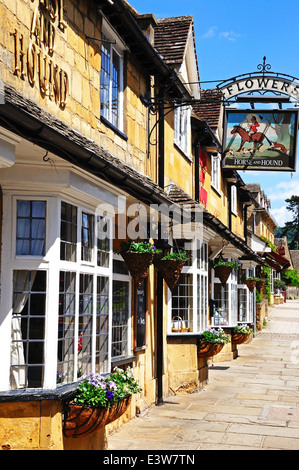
[0,0,150,174]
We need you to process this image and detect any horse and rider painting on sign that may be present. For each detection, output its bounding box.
[223,110,298,171]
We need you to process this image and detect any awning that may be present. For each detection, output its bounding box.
[259,250,291,272]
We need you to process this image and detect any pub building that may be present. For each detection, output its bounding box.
[0,0,270,450]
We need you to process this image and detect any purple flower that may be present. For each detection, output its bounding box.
[106,390,114,400]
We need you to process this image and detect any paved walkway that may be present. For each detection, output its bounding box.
[108,300,299,451]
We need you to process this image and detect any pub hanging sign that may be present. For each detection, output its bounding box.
[223,109,298,172]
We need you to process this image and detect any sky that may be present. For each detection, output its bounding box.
[130,0,299,227]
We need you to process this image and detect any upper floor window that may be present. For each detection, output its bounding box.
[231,185,237,215]
[100,31,124,131]
[211,154,221,192]
[174,105,191,157]
[16,200,46,256]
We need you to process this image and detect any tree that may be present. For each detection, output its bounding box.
[280,196,299,249]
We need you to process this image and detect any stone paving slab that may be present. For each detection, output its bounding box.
[108,300,299,451]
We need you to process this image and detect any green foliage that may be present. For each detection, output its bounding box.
[234,324,253,334]
[212,257,240,271]
[161,250,189,261]
[201,328,229,344]
[276,196,299,249]
[273,279,286,290]
[115,240,157,254]
[73,368,142,409]
[282,269,299,287]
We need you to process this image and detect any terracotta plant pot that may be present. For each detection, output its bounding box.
[214,265,233,287]
[156,258,186,291]
[232,333,251,345]
[245,279,256,293]
[121,252,154,288]
[256,280,265,293]
[63,403,109,438]
[198,341,224,358]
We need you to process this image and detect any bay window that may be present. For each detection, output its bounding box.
[5,195,114,391]
[168,239,208,334]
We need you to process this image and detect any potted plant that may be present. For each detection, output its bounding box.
[115,240,156,288]
[232,324,253,345]
[63,368,142,438]
[198,327,229,358]
[212,257,240,287]
[274,279,286,294]
[156,250,189,291]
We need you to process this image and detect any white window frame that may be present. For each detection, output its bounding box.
[174,105,191,158]
[112,254,132,360]
[0,193,114,391]
[211,153,221,193]
[211,259,238,327]
[100,18,125,132]
[168,238,208,335]
[231,185,237,216]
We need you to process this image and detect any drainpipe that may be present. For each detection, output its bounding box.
[194,137,200,202]
[156,87,165,405]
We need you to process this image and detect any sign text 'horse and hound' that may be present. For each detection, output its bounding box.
[223,110,298,172]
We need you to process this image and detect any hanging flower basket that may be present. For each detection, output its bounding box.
[212,258,239,287]
[232,333,251,345]
[116,241,156,288]
[121,252,153,288]
[63,368,141,438]
[156,258,186,291]
[198,342,224,358]
[63,403,109,438]
[105,395,132,425]
[198,328,229,358]
[214,265,233,287]
[245,278,257,293]
[256,280,265,293]
[232,324,253,345]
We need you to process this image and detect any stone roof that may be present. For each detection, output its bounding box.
[290,250,299,270]
[192,89,223,129]
[1,85,173,207]
[154,16,194,68]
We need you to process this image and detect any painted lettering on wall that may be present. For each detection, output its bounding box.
[12,0,69,108]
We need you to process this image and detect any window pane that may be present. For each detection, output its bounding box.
[10,270,46,389]
[96,276,109,374]
[60,202,77,262]
[171,273,193,332]
[78,274,93,377]
[97,216,110,267]
[81,212,94,262]
[57,271,76,385]
[112,280,129,358]
[100,34,110,121]
[16,201,46,256]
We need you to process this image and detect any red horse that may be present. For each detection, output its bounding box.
[231,125,272,152]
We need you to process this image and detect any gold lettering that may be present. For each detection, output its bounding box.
[13,30,26,78]
[31,8,40,43]
[38,49,49,94]
[60,69,69,107]
[27,42,37,84]
[59,0,67,30]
